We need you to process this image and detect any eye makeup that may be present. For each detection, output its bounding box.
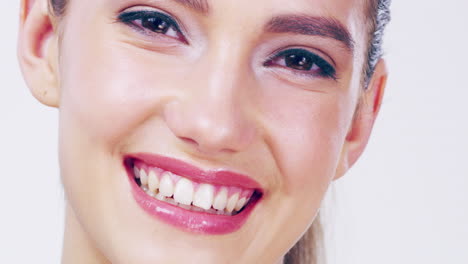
[264,48,337,80]
[117,10,187,43]
[116,7,338,82]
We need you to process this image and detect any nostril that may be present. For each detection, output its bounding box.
[180,137,198,147]
[179,136,236,154]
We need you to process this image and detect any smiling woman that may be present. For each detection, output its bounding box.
[17,0,391,263]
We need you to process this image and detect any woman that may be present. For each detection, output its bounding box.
[17,0,391,263]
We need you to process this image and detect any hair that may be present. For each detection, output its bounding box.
[284,1,391,263]
[48,0,391,263]
[363,0,392,89]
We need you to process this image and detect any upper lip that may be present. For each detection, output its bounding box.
[125,152,263,191]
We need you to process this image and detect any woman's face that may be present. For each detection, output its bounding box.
[43,0,370,262]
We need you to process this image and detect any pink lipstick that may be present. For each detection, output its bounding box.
[123,153,263,235]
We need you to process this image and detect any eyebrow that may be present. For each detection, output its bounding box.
[265,15,355,51]
[169,1,353,51]
[171,0,210,15]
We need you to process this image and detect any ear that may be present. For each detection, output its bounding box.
[18,0,60,108]
[334,59,388,180]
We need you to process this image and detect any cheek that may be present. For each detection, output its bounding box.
[58,30,183,148]
[259,87,354,197]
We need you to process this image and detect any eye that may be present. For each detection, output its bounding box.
[118,10,187,43]
[264,48,337,80]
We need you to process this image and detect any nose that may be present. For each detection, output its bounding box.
[163,49,258,156]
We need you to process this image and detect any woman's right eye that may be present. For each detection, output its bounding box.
[118,10,187,43]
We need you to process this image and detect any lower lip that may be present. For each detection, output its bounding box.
[123,159,262,235]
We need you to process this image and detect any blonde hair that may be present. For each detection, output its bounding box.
[284,214,323,264]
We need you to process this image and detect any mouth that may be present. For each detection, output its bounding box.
[123,153,263,235]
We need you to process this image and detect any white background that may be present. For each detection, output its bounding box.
[1,1,467,263]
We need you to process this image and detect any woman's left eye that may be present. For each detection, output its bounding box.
[264,48,337,80]
[118,10,186,43]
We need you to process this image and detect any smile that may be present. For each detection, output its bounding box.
[123,153,263,235]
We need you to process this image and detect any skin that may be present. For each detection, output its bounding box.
[17,0,388,263]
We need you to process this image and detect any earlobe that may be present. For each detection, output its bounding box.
[18,0,60,108]
[333,59,388,180]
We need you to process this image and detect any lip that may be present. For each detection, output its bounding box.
[123,153,264,235]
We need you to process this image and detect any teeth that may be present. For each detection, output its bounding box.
[155,193,166,202]
[206,208,217,214]
[148,170,159,194]
[173,178,194,205]
[140,169,148,186]
[133,166,140,179]
[213,187,228,211]
[193,184,214,210]
[178,203,191,210]
[226,193,239,213]
[235,197,247,211]
[159,172,174,197]
[191,206,204,212]
[134,164,256,215]
[165,197,178,206]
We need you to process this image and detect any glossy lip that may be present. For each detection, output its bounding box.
[123,153,264,235]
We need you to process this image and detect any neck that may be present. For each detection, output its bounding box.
[61,204,109,264]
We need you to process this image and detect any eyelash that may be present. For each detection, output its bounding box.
[118,10,187,43]
[117,10,336,80]
[264,49,337,80]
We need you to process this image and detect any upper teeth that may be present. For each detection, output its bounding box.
[140,169,148,186]
[173,178,194,206]
[213,187,228,211]
[193,184,215,210]
[148,170,159,193]
[133,164,253,215]
[159,172,174,197]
